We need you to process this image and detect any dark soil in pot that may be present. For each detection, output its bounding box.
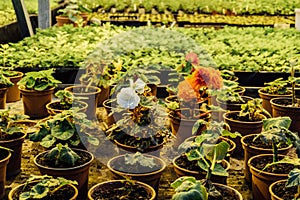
[243,135,289,149]
[225,112,265,122]
[109,156,162,174]
[108,129,165,152]
[47,101,85,110]
[10,183,76,200]
[36,150,92,168]
[271,181,297,200]
[0,132,24,141]
[90,181,153,200]
[211,184,241,200]
[175,154,227,173]
[250,155,295,173]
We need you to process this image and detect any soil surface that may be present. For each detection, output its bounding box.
[2,100,257,200]
[271,181,298,200]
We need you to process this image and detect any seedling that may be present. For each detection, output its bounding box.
[19,174,77,200]
[254,116,300,163]
[44,143,81,167]
[238,98,271,121]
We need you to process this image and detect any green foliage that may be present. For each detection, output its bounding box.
[171,176,208,200]
[17,69,61,91]
[239,98,271,121]
[29,110,100,148]
[262,78,291,95]
[254,117,300,162]
[44,143,81,167]
[58,0,92,23]
[19,175,77,200]
[54,90,81,109]
[0,71,14,88]
[124,152,156,168]
[0,108,28,139]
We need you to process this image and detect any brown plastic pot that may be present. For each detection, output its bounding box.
[107,154,166,193]
[0,132,26,177]
[214,183,243,200]
[64,85,101,119]
[258,88,291,116]
[46,100,88,115]
[173,155,230,185]
[6,71,23,102]
[169,111,210,147]
[270,97,300,133]
[241,134,292,184]
[269,179,295,200]
[0,148,11,199]
[88,180,156,200]
[8,181,78,200]
[102,98,124,127]
[19,86,55,119]
[0,88,8,109]
[224,111,265,158]
[34,148,94,200]
[56,13,89,27]
[248,154,290,200]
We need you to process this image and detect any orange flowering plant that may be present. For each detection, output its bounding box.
[166,52,223,119]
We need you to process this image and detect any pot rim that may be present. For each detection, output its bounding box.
[258,88,292,97]
[0,132,26,144]
[269,179,287,200]
[18,85,55,93]
[214,182,243,200]
[248,153,291,176]
[0,148,11,163]
[46,100,88,112]
[270,97,300,109]
[87,179,156,200]
[107,154,166,176]
[172,155,230,175]
[64,85,101,96]
[223,111,266,125]
[241,133,292,151]
[34,148,94,171]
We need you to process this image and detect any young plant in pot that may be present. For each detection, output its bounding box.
[270,168,300,200]
[17,69,62,119]
[107,152,166,194]
[34,143,94,199]
[258,77,292,115]
[165,65,223,146]
[0,71,14,108]
[172,131,231,185]
[46,90,88,115]
[216,86,251,111]
[1,69,23,103]
[248,116,300,200]
[171,176,243,200]
[29,109,101,149]
[270,60,300,133]
[241,116,295,184]
[56,0,91,27]
[224,98,271,157]
[106,78,172,153]
[0,108,29,177]
[8,174,78,200]
[0,146,11,199]
[88,179,156,200]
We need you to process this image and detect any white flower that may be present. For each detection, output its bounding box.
[130,78,146,94]
[117,87,140,109]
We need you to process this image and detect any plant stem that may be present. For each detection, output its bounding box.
[291,63,296,106]
[273,141,278,162]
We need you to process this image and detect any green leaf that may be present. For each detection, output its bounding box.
[172,189,206,200]
[40,135,56,148]
[171,176,197,189]
[51,124,74,140]
[87,136,100,146]
[263,117,292,130]
[211,163,228,176]
[286,168,300,187]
